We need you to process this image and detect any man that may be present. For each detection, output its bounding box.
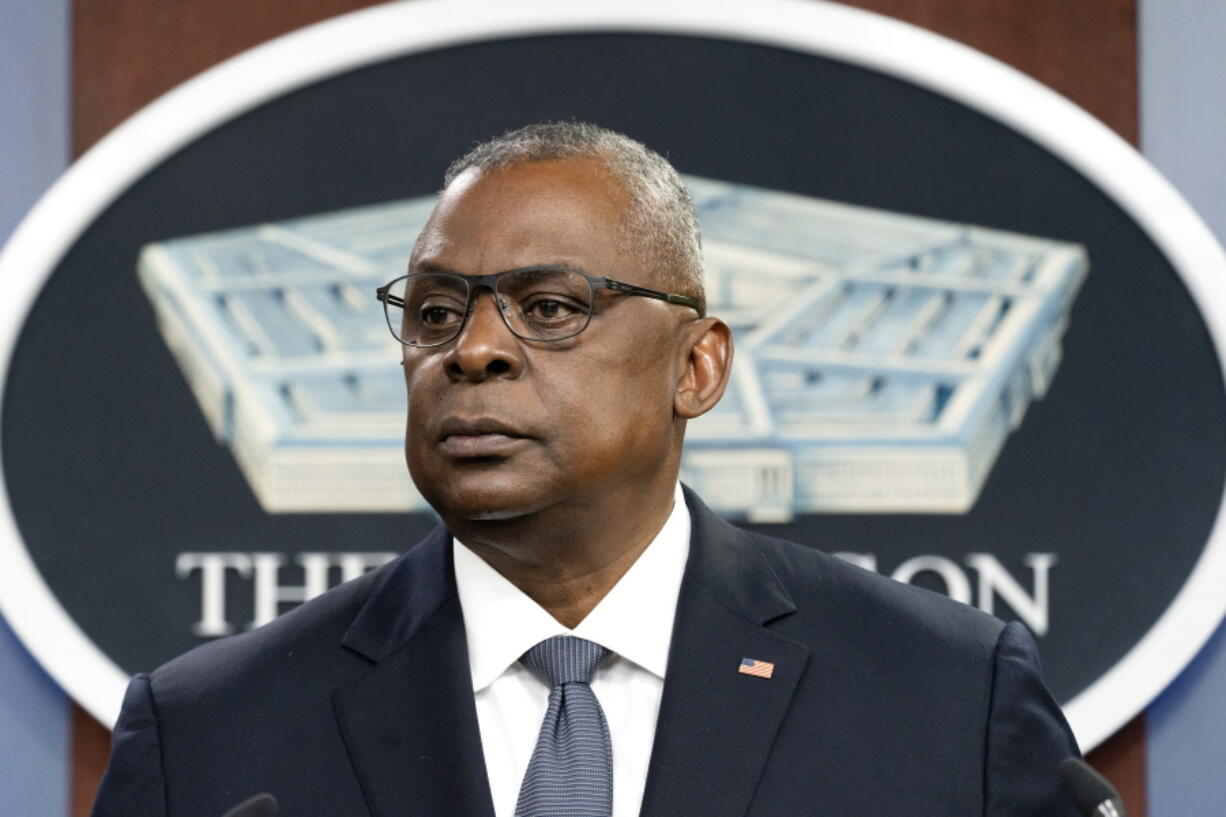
[93,123,1079,817]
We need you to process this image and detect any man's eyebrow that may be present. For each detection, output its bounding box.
[527,261,593,273]
[408,260,596,276]
[410,260,460,275]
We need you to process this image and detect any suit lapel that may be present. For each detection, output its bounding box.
[333,527,495,817]
[639,489,809,817]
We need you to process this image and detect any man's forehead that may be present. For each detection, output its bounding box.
[410,157,640,276]
[445,157,627,209]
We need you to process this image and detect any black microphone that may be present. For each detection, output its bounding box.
[220,793,278,817]
[1061,757,1125,817]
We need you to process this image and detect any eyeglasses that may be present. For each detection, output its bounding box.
[375,266,703,347]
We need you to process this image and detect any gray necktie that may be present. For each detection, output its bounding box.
[514,635,613,817]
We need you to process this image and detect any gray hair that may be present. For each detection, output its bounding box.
[443,122,705,313]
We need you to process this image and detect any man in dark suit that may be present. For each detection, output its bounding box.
[93,122,1079,817]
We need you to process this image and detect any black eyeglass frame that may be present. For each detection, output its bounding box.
[375,265,704,348]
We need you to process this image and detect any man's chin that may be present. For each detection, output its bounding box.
[439,495,554,525]
[415,474,555,524]
[460,505,537,521]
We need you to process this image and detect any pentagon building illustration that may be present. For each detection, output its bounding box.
[138,177,1087,521]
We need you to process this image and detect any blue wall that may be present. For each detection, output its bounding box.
[0,0,70,246]
[1140,2,1226,814]
[0,620,68,817]
[0,3,72,816]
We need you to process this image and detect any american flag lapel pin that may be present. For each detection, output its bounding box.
[738,657,775,679]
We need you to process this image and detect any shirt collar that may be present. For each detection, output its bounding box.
[454,483,691,692]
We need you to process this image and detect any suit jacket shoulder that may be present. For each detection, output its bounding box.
[92,525,461,817]
[681,514,1079,817]
[747,527,1005,658]
[152,557,379,703]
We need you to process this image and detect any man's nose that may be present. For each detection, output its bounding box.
[445,289,526,381]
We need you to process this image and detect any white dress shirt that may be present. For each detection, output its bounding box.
[453,483,691,817]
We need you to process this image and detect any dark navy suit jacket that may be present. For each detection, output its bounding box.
[92,489,1080,817]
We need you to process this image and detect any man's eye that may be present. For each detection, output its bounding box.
[419,305,463,326]
[523,297,584,321]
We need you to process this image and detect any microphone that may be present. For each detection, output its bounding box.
[220,793,279,817]
[1061,758,1125,817]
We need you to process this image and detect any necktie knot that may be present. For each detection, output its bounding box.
[521,635,610,687]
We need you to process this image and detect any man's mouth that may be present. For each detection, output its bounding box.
[437,418,530,458]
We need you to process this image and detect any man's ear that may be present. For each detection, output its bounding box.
[674,317,734,420]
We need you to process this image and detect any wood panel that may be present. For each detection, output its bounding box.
[839,0,1137,143]
[69,1,1142,815]
[72,0,1137,155]
[1089,714,1147,815]
[71,707,112,817]
[72,0,387,155]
